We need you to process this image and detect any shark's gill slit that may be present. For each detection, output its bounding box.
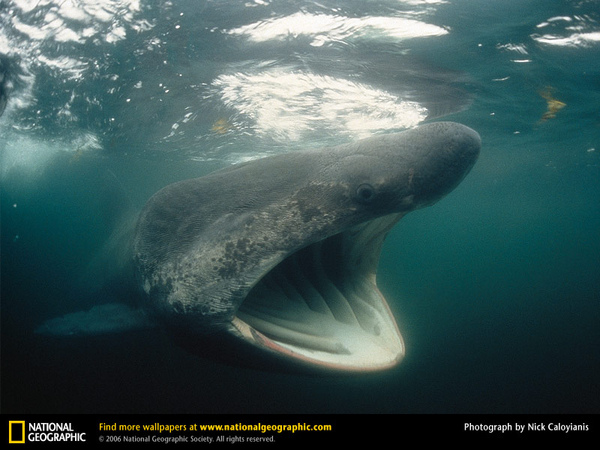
[286,251,332,315]
[310,240,361,326]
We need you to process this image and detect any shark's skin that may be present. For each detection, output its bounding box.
[130,122,481,372]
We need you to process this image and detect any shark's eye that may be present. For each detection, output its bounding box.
[355,183,376,204]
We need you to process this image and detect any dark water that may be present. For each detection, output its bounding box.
[1,0,599,414]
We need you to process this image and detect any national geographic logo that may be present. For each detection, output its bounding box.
[8,421,86,444]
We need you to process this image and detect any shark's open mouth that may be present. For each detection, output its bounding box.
[233,213,405,371]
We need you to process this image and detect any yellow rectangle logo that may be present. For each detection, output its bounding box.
[8,421,25,444]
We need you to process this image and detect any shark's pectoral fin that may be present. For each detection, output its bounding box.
[35,303,154,336]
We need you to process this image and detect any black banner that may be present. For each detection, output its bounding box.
[2,414,598,447]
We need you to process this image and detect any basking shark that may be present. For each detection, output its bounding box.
[37,122,480,373]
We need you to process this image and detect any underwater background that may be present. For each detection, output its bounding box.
[1,0,599,414]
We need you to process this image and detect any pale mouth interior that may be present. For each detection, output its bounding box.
[234,214,405,372]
